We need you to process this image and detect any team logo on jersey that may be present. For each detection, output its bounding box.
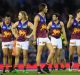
[3,31,12,37]
[18,30,26,36]
[72,28,80,34]
[40,24,47,30]
[52,29,60,35]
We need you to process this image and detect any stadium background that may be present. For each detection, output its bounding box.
[0,0,80,64]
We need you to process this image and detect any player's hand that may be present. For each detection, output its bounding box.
[33,39,37,45]
[15,34,19,39]
[63,40,68,46]
[69,15,73,19]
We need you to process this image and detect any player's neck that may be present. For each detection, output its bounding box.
[39,12,45,17]
[54,20,59,24]
[5,22,10,25]
[21,19,27,23]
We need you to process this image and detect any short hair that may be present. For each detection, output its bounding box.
[76,9,80,14]
[53,13,60,18]
[39,3,47,12]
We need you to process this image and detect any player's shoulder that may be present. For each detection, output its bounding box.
[15,21,19,25]
[34,14,40,21]
[0,22,4,27]
[48,21,52,25]
[35,14,40,18]
[28,21,33,26]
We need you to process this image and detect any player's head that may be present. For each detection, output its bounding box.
[52,13,59,21]
[18,11,28,20]
[76,9,80,19]
[39,3,48,13]
[4,14,11,24]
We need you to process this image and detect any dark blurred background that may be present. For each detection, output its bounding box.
[0,0,80,22]
[0,0,80,64]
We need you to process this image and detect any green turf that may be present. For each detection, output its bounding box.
[0,70,80,75]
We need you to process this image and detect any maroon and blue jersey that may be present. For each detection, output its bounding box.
[2,22,13,42]
[49,21,62,38]
[36,14,48,38]
[17,20,29,41]
[71,19,80,39]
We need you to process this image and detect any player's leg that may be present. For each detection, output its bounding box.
[61,47,66,70]
[62,58,66,70]
[36,38,44,74]
[12,40,16,71]
[76,40,80,70]
[50,37,57,70]
[69,39,76,69]
[57,38,62,70]
[22,41,29,73]
[8,49,12,72]
[36,45,44,73]
[2,48,8,73]
[8,42,13,72]
[43,38,55,73]
[14,41,21,72]
[2,42,8,73]
[51,50,56,70]
[57,48,62,70]
[69,46,75,69]
[77,46,80,70]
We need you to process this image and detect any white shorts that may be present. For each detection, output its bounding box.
[2,41,13,49]
[16,41,29,50]
[70,39,80,46]
[37,37,51,45]
[51,37,62,49]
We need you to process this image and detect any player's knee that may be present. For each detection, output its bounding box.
[36,55,40,62]
[69,51,74,55]
[57,54,61,57]
[23,55,27,58]
[3,54,7,57]
[36,58,37,62]
[69,54,73,60]
[3,53,7,57]
[37,51,42,56]
[16,54,20,57]
[36,57,38,62]
[70,54,73,57]
[69,53,73,58]
[8,53,12,57]
[50,50,55,55]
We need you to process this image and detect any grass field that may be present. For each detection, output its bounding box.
[0,70,80,75]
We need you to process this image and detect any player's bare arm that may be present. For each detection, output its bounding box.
[60,21,68,45]
[12,22,18,39]
[33,15,40,41]
[67,15,74,28]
